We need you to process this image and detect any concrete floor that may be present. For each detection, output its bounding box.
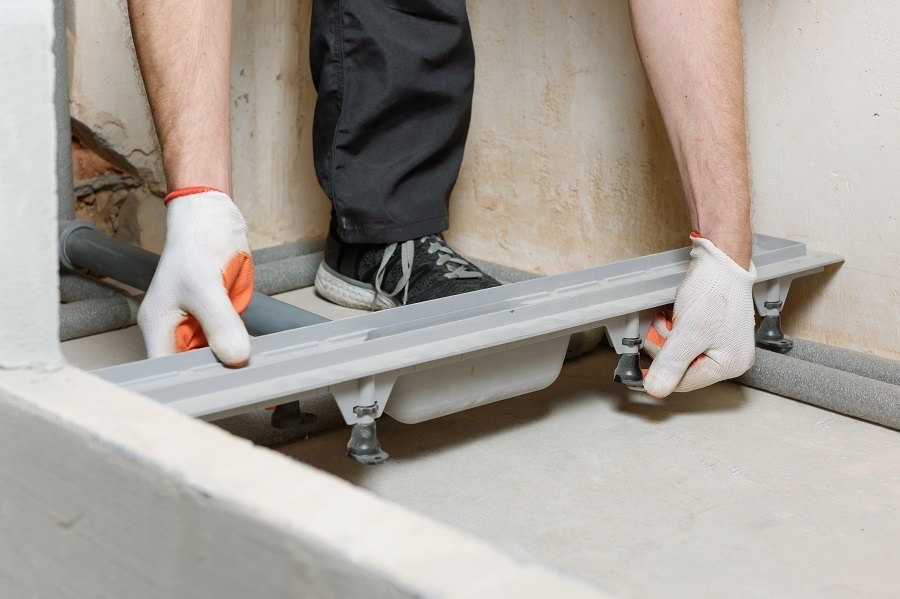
[63,288,900,598]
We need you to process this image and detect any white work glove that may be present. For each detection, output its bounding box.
[137,188,254,366]
[642,234,756,397]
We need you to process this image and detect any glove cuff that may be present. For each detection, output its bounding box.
[164,186,225,206]
[690,232,757,280]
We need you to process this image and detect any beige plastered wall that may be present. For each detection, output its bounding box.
[68,1,899,359]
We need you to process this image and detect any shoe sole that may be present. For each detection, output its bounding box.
[314,263,401,311]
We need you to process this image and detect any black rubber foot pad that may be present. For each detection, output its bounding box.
[270,401,318,430]
[614,352,644,387]
[756,337,795,353]
[756,314,794,354]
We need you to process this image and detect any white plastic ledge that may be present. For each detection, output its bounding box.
[0,367,610,599]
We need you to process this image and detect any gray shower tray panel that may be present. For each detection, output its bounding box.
[93,235,842,422]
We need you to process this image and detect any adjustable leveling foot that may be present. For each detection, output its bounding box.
[755,300,794,353]
[347,404,390,465]
[614,337,645,388]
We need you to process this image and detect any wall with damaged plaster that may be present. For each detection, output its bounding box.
[66,0,331,252]
[66,2,686,263]
[67,0,166,251]
[67,1,898,359]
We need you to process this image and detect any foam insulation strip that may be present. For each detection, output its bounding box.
[60,296,137,341]
[250,238,324,264]
[788,338,900,387]
[214,394,344,447]
[736,349,900,431]
[253,253,321,296]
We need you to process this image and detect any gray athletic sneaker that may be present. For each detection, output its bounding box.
[315,229,501,310]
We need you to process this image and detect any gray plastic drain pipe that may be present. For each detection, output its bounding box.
[736,348,900,431]
[57,254,325,339]
[59,238,325,336]
[59,221,328,335]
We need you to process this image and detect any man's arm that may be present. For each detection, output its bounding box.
[128,0,233,194]
[128,0,254,367]
[628,0,757,397]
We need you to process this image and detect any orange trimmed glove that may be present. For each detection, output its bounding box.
[137,187,254,366]
[641,233,756,397]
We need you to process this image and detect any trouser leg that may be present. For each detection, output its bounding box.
[310,0,474,244]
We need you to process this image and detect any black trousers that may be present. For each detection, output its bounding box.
[310,0,473,244]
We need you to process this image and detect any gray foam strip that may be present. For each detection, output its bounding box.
[467,258,542,284]
[251,238,325,265]
[212,394,345,448]
[59,272,123,303]
[253,253,322,296]
[60,297,134,341]
[788,338,900,387]
[736,349,900,431]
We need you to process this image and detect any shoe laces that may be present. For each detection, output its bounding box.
[372,236,482,308]
[373,240,414,309]
[426,238,483,280]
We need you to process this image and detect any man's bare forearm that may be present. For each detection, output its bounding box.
[127,0,233,195]
[628,0,752,268]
